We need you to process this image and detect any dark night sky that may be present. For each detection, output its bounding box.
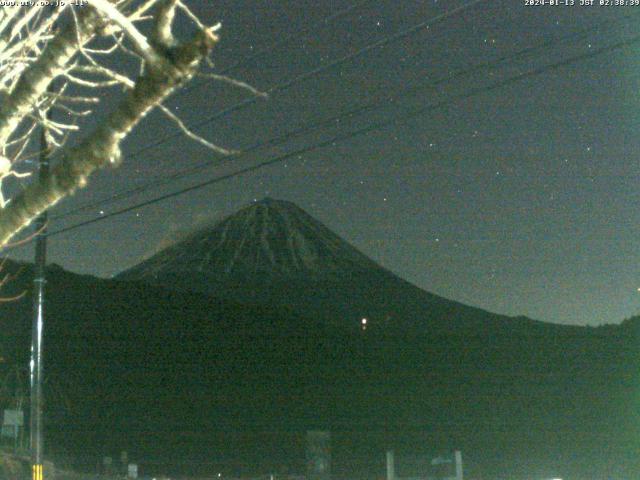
[8,0,640,326]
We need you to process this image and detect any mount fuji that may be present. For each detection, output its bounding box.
[118,197,545,334]
[110,198,638,477]
[119,197,382,278]
[0,198,635,478]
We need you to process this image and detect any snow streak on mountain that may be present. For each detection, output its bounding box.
[121,198,382,280]
[119,197,549,336]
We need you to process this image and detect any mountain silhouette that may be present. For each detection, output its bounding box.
[0,199,635,479]
[118,198,556,336]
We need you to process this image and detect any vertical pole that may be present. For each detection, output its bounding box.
[454,450,463,480]
[30,106,50,480]
[386,450,395,480]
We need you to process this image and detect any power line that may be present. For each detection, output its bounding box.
[47,33,640,239]
[52,10,640,221]
[51,0,494,220]
[122,0,487,158]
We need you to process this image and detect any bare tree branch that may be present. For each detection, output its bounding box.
[158,103,236,155]
[88,0,164,65]
[198,72,268,98]
[0,7,100,148]
[0,1,247,249]
[0,24,219,246]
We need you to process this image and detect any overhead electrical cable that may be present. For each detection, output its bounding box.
[47,33,640,239]
[122,0,488,157]
[52,10,640,220]
[52,0,491,220]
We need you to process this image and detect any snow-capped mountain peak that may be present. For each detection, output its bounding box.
[119,197,380,280]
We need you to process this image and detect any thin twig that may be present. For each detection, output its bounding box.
[158,103,237,155]
[198,72,268,98]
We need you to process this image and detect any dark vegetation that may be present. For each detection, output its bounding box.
[0,201,637,479]
[0,260,636,479]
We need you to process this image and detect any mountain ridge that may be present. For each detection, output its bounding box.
[0,229,636,478]
[117,198,579,335]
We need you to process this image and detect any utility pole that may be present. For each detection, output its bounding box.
[30,109,51,480]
